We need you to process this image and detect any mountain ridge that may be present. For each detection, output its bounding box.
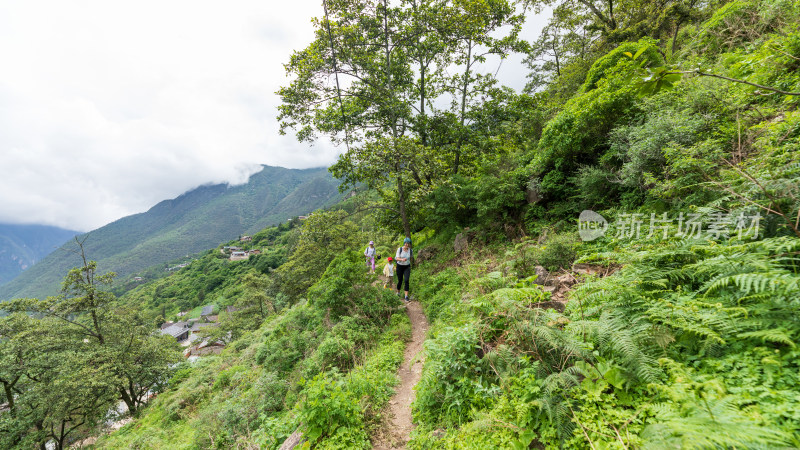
[0,224,80,286]
[0,165,341,301]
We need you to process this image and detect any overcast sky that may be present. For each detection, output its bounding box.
[0,0,548,232]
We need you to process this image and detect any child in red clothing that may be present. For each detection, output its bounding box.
[382,257,395,288]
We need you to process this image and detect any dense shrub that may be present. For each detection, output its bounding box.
[531,41,659,204]
[511,233,579,276]
[414,324,498,426]
[296,371,370,448]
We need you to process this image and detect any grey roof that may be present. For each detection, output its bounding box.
[201,305,214,316]
[160,323,191,339]
[186,322,218,343]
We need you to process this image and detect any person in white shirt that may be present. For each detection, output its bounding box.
[395,237,412,302]
[364,241,377,274]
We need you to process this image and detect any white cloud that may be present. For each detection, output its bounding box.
[0,0,336,231]
[0,0,548,231]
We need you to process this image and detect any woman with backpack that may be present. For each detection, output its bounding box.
[364,241,377,274]
[395,237,412,302]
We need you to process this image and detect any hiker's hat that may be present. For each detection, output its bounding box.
[403,237,411,244]
[388,257,393,262]
[369,241,374,245]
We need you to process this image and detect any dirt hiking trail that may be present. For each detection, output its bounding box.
[374,300,429,449]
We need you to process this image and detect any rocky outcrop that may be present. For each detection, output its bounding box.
[533,263,618,308]
[415,246,437,263]
[454,232,469,254]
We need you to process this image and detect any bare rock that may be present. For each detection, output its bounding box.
[556,273,576,287]
[279,429,304,450]
[533,266,550,285]
[526,178,541,204]
[454,232,469,254]
[416,246,437,263]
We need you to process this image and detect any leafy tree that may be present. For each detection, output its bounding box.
[0,313,117,449]
[279,0,528,236]
[203,272,275,344]
[270,210,361,300]
[3,241,182,423]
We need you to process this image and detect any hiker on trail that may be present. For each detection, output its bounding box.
[382,257,395,289]
[395,237,412,302]
[364,241,377,274]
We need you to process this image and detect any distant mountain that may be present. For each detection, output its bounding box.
[0,224,79,286]
[0,165,342,301]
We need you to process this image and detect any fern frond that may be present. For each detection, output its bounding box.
[738,328,796,347]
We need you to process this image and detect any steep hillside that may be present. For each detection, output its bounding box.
[0,166,341,301]
[0,224,78,285]
[3,0,800,448]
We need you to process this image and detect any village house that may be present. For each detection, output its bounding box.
[166,262,191,271]
[159,306,225,358]
[229,251,249,261]
[240,235,252,242]
[185,339,226,358]
[159,322,193,342]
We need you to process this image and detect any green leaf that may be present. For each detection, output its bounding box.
[633,45,648,61]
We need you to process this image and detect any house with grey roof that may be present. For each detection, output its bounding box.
[160,322,193,342]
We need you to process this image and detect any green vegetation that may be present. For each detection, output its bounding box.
[4,0,800,447]
[408,232,800,448]
[0,248,182,449]
[94,248,409,449]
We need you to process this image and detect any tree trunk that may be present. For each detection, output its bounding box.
[396,174,411,237]
[2,376,19,417]
[35,420,46,450]
[90,311,104,345]
[57,420,66,450]
[552,34,561,76]
[419,61,427,147]
[455,40,472,175]
[119,387,136,416]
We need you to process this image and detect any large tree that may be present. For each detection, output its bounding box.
[279,0,527,236]
[0,313,116,450]
[1,240,182,448]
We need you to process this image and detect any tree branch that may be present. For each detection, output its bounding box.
[344,205,400,219]
[670,70,800,96]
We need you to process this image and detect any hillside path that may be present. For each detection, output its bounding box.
[374,300,429,449]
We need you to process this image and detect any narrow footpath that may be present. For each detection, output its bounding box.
[374,300,429,449]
